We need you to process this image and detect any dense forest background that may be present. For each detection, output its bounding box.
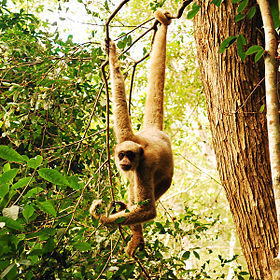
[1,0,274,279]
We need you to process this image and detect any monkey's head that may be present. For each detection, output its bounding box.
[115,141,144,171]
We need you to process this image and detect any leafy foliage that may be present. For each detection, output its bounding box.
[0,1,250,279]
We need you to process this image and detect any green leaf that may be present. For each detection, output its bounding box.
[182,251,191,260]
[234,13,245,22]
[38,168,69,186]
[260,104,265,113]
[74,241,91,251]
[270,0,280,29]
[187,4,201,19]
[0,169,18,186]
[211,0,222,7]
[11,177,33,190]
[23,205,35,222]
[237,34,247,61]
[0,217,24,230]
[27,155,43,169]
[24,187,43,198]
[255,49,265,62]
[237,34,246,45]
[237,0,248,13]
[247,6,256,19]
[0,184,9,199]
[67,176,81,190]
[38,200,56,217]
[193,251,200,259]
[42,238,55,254]
[3,163,10,172]
[0,145,24,163]
[245,45,264,55]
[231,0,242,3]
[218,36,237,53]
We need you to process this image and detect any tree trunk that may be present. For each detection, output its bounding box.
[193,1,278,279]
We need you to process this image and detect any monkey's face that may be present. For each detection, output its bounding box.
[115,141,143,171]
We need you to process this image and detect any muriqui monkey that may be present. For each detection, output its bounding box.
[90,9,174,257]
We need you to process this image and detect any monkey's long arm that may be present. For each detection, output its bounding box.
[143,11,170,130]
[108,41,134,143]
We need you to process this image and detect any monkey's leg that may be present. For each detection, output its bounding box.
[126,223,144,257]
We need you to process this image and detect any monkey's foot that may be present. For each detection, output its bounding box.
[125,236,145,257]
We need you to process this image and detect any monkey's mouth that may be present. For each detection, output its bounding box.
[120,164,132,171]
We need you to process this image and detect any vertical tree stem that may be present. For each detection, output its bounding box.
[257,1,279,278]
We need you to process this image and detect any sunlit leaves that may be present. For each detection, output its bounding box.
[37,168,69,186]
[0,217,24,231]
[27,155,43,169]
[245,45,265,62]
[187,2,201,19]
[0,145,24,163]
[219,35,264,63]
[37,200,56,217]
[0,169,18,186]
[23,204,35,222]
[11,177,33,190]
[237,0,248,14]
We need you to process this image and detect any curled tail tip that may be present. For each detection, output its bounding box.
[154,8,172,26]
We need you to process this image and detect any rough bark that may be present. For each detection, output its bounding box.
[193,1,278,279]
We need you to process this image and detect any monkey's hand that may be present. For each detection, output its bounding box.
[89,200,125,228]
[154,8,172,26]
[126,235,145,257]
[89,199,105,220]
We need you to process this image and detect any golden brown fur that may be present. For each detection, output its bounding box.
[90,9,173,257]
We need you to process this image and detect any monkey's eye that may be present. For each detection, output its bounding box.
[118,152,125,160]
[126,151,135,161]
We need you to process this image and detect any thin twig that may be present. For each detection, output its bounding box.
[41,129,106,151]
[133,255,152,280]
[116,18,154,41]
[171,0,193,19]
[101,61,115,202]
[234,77,265,113]
[105,0,131,41]
[96,235,121,280]
[128,53,150,114]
